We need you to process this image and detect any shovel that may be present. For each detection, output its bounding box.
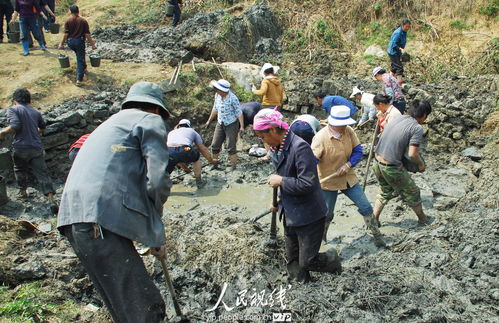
[270,187,277,240]
[362,122,380,191]
[159,258,183,317]
[251,209,272,231]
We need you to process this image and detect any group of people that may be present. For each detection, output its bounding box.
[0,16,423,322]
[2,1,96,85]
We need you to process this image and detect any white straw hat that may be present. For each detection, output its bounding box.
[350,86,363,98]
[210,79,231,93]
[260,63,280,77]
[178,119,191,127]
[327,105,356,126]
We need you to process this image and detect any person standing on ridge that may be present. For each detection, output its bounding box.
[388,19,411,85]
[58,5,97,85]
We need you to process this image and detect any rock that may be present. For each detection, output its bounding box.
[42,132,69,149]
[452,132,463,140]
[461,147,483,161]
[11,260,47,280]
[44,122,65,136]
[472,163,482,177]
[56,111,83,127]
[433,196,459,211]
[221,62,261,92]
[364,44,386,58]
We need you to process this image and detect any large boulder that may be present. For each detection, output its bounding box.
[221,62,261,92]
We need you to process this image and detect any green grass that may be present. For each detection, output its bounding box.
[127,0,164,25]
[356,22,394,47]
[35,77,54,89]
[363,54,385,66]
[449,20,470,30]
[478,0,498,17]
[0,282,64,321]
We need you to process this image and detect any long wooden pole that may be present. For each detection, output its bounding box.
[362,123,380,191]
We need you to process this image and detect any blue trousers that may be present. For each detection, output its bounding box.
[68,38,86,81]
[322,183,373,221]
[19,16,43,45]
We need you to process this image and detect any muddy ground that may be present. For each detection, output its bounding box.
[0,3,498,323]
[0,119,497,322]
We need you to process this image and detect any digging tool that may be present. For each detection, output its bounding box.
[211,57,224,78]
[362,122,380,191]
[159,258,183,317]
[270,187,277,240]
[251,209,272,231]
[320,172,339,184]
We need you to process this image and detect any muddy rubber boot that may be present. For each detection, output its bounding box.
[363,215,386,247]
[229,154,237,170]
[313,248,342,274]
[21,40,29,56]
[287,260,311,283]
[322,220,331,243]
[195,177,206,189]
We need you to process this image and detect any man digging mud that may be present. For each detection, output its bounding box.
[372,99,432,227]
[253,109,341,283]
[57,82,171,322]
[0,88,56,211]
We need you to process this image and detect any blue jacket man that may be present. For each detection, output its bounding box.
[314,90,358,119]
[387,19,411,82]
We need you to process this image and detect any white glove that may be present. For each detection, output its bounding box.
[251,84,256,92]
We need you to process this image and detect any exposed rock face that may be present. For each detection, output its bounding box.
[92,4,282,66]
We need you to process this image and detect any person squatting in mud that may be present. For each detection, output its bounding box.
[166,118,215,188]
[311,105,385,247]
[253,108,341,283]
[372,99,432,227]
[57,82,171,323]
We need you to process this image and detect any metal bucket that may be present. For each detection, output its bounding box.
[50,23,60,34]
[0,176,8,206]
[7,32,20,43]
[89,54,101,67]
[58,54,70,68]
[8,21,20,32]
[165,3,174,17]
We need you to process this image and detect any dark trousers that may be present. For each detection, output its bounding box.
[166,145,200,173]
[68,37,86,81]
[0,3,13,41]
[41,0,55,31]
[12,147,54,195]
[389,54,404,76]
[62,223,166,323]
[393,99,406,114]
[211,121,239,155]
[36,15,45,44]
[284,217,326,271]
[172,4,181,26]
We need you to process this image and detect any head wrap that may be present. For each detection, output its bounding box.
[253,108,289,131]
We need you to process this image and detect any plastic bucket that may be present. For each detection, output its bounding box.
[0,176,8,206]
[58,54,70,68]
[89,54,101,67]
[50,23,60,34]
[165,3,174,17]
[7,32,20,43]
[8,21,20,32]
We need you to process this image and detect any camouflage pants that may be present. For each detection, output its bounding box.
[373,161,421,207]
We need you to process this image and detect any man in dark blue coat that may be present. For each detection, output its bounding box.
[253,109,341,282]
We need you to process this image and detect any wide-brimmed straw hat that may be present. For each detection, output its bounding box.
[178,119,191,127]
[349,86,363,98]
[210,79,231,93]
[327,105,356,126]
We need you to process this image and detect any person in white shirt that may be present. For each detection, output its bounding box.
[350,86,376,125]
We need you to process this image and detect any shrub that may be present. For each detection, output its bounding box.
[478,0,498,17]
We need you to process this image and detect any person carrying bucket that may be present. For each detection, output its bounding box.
[9,0,48,55]
[58,5,97,85]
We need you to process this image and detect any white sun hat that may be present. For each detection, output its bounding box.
[209,79,231,93]
[349,86,363,98]
[178,119,191,127]
[260,63,280,78]
[327,105,357,126]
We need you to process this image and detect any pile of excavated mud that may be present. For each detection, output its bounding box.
[93,4,281,66]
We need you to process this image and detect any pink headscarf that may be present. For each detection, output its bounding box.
[253,108,289,131]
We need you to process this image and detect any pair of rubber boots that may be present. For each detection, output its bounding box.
[322,216,386,247]
[22,40,46,56]
[287,248,342,283]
